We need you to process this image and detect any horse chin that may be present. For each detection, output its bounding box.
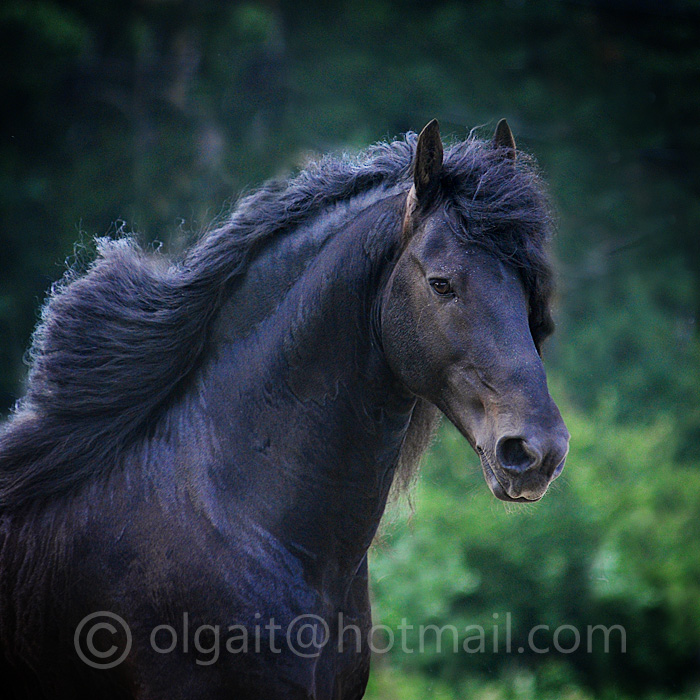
[478,450,547,503]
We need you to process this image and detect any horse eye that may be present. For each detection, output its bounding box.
[429,278,452,296]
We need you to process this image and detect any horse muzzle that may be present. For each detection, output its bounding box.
[478,428,569,502]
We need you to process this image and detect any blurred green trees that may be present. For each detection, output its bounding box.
[1,0,699,697]
[369,398,700,698]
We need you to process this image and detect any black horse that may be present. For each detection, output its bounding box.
[0,120,569,699]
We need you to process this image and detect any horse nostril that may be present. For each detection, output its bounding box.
[546,438,570,479]
[496,437,540,474]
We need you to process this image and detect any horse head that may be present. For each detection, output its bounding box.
[381,120,569,502]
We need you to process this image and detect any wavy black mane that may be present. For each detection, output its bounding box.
[0,132,553,509]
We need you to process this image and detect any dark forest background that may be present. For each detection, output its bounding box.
[1,1,700,697]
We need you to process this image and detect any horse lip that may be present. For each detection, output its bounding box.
[478,448,544,503]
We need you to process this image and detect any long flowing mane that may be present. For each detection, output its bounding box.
[0,132,553,510]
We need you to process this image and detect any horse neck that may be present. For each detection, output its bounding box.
[200,192,416,578]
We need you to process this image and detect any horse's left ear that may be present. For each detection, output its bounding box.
[493,118,516,162]
[413,119,443,202]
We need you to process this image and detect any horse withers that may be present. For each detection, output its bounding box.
[0,120,568,699]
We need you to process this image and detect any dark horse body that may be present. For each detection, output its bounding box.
[0,121,568,699]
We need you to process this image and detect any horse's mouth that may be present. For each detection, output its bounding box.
[477,448,546,503]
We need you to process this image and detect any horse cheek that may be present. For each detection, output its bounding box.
[382,275,436,397]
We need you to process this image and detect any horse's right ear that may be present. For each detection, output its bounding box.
[493,118,516,162]
[412,119,443,202]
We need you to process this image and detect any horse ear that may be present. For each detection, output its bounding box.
[493,118,516,162]
[413,119,443,202]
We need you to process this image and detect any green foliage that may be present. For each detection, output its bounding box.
[370,396,700,695]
